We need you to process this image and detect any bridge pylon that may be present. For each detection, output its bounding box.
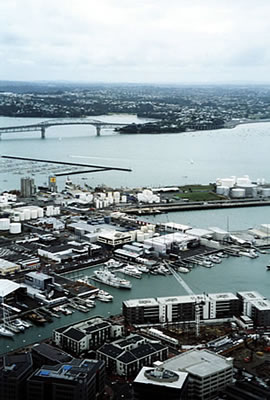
[41,126,46,139]
[96,126,101,136]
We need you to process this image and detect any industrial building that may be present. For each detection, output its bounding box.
[24,271,54,291]
[20,177,36,198]
[0,259,21,276]
[162,349,233,400]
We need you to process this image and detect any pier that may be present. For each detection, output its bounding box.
[123,199,270,215]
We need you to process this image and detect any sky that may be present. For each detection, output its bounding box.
[1,0,270,83]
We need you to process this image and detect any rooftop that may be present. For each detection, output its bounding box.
[134,367,188,389]
[162,349,233,378]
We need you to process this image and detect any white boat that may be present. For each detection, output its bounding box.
[93,267,132,289]
[0,324,14,337]
[98,290,113,300]
[18,319,32,328]
[104,258,123,269]
[137,265,149,273]
[85,300,96,308]
[97,294,112,302]
[120,264,142,279]
[208,255,222,263]
[0,300,15,337]
[178,267,190,273]
[202,260,213,268]
[11,319,25,331]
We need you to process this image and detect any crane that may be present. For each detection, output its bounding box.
[163,260,202,337]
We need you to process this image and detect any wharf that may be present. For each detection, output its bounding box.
[123,199,270,215]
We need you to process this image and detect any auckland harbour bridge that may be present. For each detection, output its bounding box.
[0,118,126,139]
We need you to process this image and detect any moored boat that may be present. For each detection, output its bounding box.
[0,324,14,337]
[93,267,132,289]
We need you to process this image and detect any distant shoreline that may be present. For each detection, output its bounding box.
[225,118,270,129]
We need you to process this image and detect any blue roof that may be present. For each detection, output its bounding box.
[39,370,50,376]
[63,365,72,371]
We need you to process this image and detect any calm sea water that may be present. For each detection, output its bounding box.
[1,115,270,354]
[1,115,270,190]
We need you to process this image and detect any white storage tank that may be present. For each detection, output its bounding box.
[136,232,145,242]
[38,208,44,218]
[230,188,246,198]
[19,212,25,221]
[31,209,38,219]
[13,215,20,222]
[9,222,21,234]
[46,205,54,217]
[0,218,10,230]
[54,207,60,215]
[24,209,31,220]
[130,230,137,241]
[261,188,270,197]
[216,186,226,195]
[121,195,127,203]
[148,230,154,238]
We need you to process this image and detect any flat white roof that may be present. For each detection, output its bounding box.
[0,279,21,297]
[163,349,233,378]
[123,298,159,307]
[0,259,19,269]
[237,291,265,301]
[186,228,213,237]
[98,231,131,240]
[157,295,197,305]
[208,227,229,234]
[134,367,188,389]
[161,222,192,231]
[251,299,270,311]
[144,232,195,246]
[208,293,238,301]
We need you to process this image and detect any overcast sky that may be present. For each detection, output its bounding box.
[1,0,270,83]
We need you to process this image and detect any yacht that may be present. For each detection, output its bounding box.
[137,265,149,273]
[0,324,14,337]
[178,267,190,273]
[202,259,213,268]
[93,267,132,289]
[208,255,222,263]
[104,259,123,269]
[120,264,142,279]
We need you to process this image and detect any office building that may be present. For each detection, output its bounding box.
[0,353,33,400]
[133,366,188,400]
[162,349,233,400]
[27,359,105,400]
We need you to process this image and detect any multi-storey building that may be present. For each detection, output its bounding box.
[53,317,124,355]
[133,366,188,400]
[162,349,233,400]
[123,292,240,326]
[27,359,105,400]
[0,353,33,400]
[97,334,168,377]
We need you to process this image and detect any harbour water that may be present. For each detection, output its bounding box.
[1,115,270,354]
[1,115,270,190]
